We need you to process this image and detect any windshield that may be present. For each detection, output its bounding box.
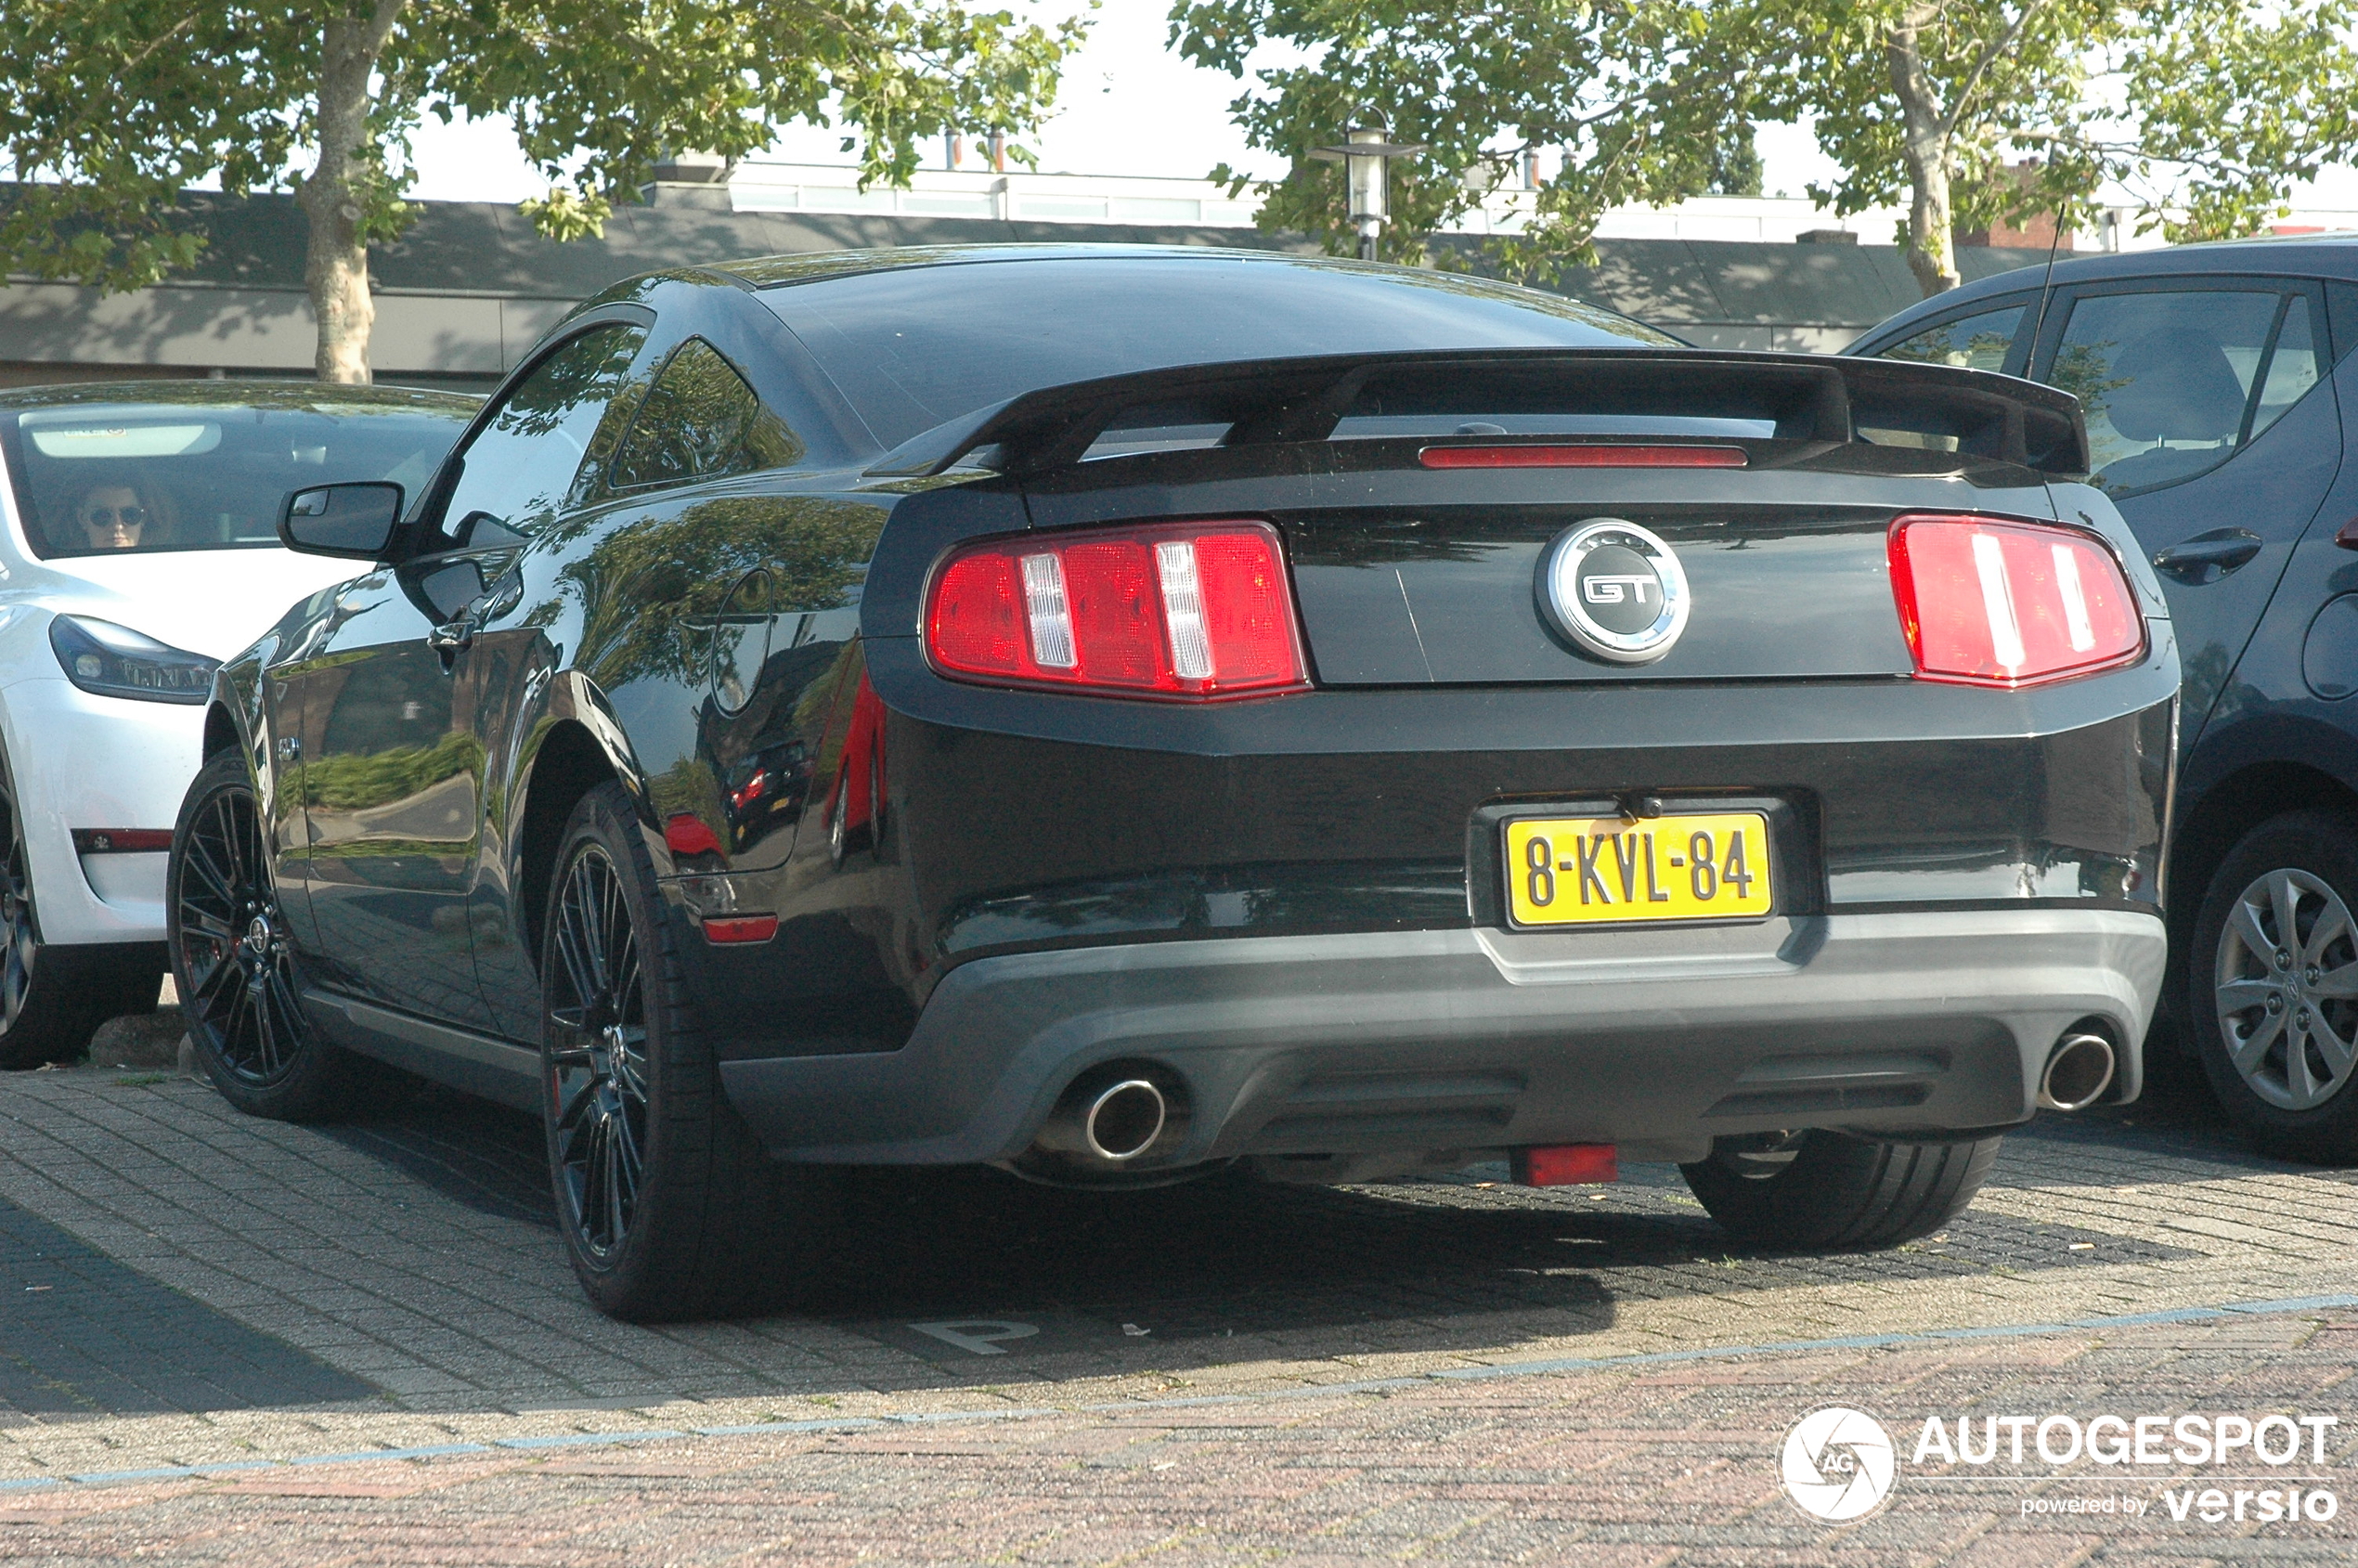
[1,396,474,559]
[758,256,1679,450]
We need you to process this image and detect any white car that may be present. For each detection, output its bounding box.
[0,381,477,1067]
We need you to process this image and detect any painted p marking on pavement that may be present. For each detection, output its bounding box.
[907,1320,1041,1356]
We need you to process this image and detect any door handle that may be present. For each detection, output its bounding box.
[425,570,520,661]
[2151,529,2263,584]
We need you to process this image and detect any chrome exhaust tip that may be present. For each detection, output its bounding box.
[1026,1065,1186,1169]
[1082,1079,1167,1161]
[2039,1031,2117,1112]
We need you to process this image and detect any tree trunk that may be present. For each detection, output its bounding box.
[1885,5,1959,298]
[297,5,406,382]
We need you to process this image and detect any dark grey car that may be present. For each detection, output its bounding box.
[1851,239,2358,1161]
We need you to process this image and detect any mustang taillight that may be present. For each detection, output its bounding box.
[1887,514,2145,688]
[926,521,1309,700]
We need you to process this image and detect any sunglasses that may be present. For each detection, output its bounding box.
[84,507,148,528]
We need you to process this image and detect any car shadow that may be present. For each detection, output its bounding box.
[321,1079,2213,1364]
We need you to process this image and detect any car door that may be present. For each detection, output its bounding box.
[2028,279,2341,743]
[283,318,650,1027]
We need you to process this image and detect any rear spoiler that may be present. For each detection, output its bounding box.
[862,347,2088,481]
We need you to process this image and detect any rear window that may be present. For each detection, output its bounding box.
[1,397,473,559]
[759,256,1678,450]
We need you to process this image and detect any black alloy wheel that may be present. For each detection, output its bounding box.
[0,785,38,1048]
[2190,810,2358,1162]
[1680,1130,2003,1248]
[0,770,161,1070]
[170,752,371,1120]
[538,782,836,1321]
[545,839,650,1260]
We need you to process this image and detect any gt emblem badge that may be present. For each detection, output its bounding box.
[1539,518,1691,664]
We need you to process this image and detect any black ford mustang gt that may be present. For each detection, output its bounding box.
[171,246,2178,1320]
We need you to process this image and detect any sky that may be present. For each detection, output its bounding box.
[398,5,2352,214]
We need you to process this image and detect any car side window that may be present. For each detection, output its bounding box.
[2045,289,2310,496]
[608,338,805,491]
[435,321,647,541]
[1874,303,2028,373]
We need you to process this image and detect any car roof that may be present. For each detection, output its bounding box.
[0,379,480,414]
[1857,234,2358,348]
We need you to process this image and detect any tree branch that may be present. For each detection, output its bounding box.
[1942,0,2053,138]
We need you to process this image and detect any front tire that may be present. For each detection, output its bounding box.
[0,768,163,1069]
[1680,1130,2002,1249]
[170,752,372,1121]
[2189,810,2358,1162]
[539,782,831,1322]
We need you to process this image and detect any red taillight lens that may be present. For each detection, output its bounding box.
[663,813,723,859]
[926,521,1309,700]
[1888,514,2145,688]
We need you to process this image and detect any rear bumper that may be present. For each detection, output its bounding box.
[719,906,2166,1169]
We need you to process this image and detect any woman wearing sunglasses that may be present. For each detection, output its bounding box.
[73,480,163,551]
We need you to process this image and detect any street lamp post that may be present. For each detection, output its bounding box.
[1312,113,1427,262]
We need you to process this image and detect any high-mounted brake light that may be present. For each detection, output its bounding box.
[1887,514,2145,688]
[926,520,1309,700]
[1419,444,1747,470]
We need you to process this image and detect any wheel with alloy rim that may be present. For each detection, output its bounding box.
[0,784,41,1056]
[539,781,836,1321]
[2191,810,2358,1162]
[545,837,650,1261]
[0,768,161,1069]
[169,752,372,1119]
[1680,1129,2003,1249]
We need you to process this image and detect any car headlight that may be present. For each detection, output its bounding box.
[48,615,218,705]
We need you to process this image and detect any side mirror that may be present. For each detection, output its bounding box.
[279,482,404,560]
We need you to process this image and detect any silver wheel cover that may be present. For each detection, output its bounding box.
[2214,866,2358,1111]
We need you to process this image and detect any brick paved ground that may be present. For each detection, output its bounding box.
[0,1305,2351,1564]
[0,1059,2352,1562]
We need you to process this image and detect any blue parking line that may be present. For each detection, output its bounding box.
[492,1429,687,1450]
[693,1419,887,1436]
[290,1444,492,1466]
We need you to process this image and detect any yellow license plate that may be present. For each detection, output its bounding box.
[1503,811,1773,927]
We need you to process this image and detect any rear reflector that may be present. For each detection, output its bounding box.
[71,829,175,854]
[1887,514,2144,688]
[1511,1145,1619,1186]
[702,914,779,945]
[1419,444,1746,470]
[927,520,1308,700]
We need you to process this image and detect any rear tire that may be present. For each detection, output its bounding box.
[539,782,835,1322]
[169,752,375,1121]
[2188,810,2358,1163]
[1680,1130,2002,1249]
[0,769,162,1069]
